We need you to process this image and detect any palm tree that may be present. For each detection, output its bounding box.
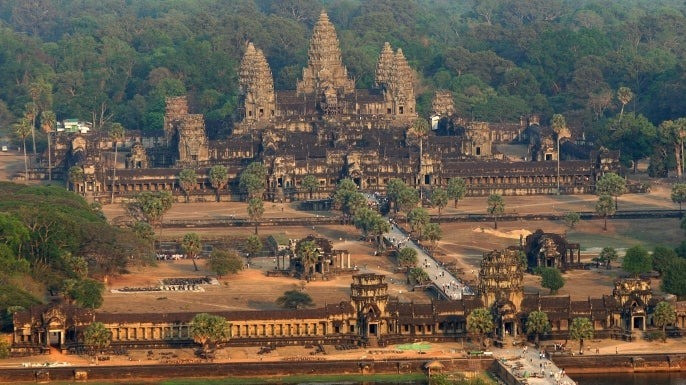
[247,197,264,234]
[109,123,125,204]
[526,310,550,346]
[296,240,319,279]
[68,166,85,194]
[302,174,319,199]
[209,165,229,202]
[83,322,112,356]
[178,168,197,203]
[13,118,31,182]
[40,111,56,180]
[181,232,202,271]
[617,86,633,123]
[24,102,38,165]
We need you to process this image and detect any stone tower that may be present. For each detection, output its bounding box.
[431,90,455,116]
[164,96,209,165]
[385,48,416,118]
[296,11,355,96]
[350,273,388,314]
[478,248,524,309]
[375,42,394,87]
[239,42,276,123]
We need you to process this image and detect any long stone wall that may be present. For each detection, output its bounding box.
[552,353,686,374]
[0,357,494,382]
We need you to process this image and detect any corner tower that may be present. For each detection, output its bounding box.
[296,11,355,96]
[478,248,524,309]
[239,42,276,123]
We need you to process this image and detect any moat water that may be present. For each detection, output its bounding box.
[573,372,686,385]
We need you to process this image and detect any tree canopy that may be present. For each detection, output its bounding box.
[622,245,652,277]
[207,249,243,278]
[276,290,314,309]
[540,267,565,294]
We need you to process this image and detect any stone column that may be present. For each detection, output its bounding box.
[347,253,351,269]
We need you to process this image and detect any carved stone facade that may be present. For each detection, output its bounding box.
[239,42,276,124]
[431,90,455,117]
[525,230,582,271]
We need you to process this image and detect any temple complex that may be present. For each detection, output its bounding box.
[27,10,620,203]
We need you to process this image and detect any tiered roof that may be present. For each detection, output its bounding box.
[238,42,275,103]
[375,42,395,87]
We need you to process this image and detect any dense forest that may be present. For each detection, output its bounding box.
[0,182,151,329]
[1,0,686,170]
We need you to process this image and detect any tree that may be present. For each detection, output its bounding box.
[430,188,449,219]
[569,317,594,354]
[69,279,104,309]
[244,235,262,258]
[409,117,430,158]
[181,233,202,271]
[353,207,389,247]
[526,310,550,346]
[13,118,31,182]
[486,194,505,229]
[423,223,442,249]
[40,110,56,181]
[239,162,266,200]
[207,249,242,278]
[671,183,686,212]
[653,301,676,341]
[408,207,430,237]
[0,340,9,359]
[109,123,125,204]
[302,174,319,199]
[467,308,494,347]
[662,259,686,297]
[540,268,565,294]
[447,178,467,208]
[247,197,264,234]
[209,165,229,202]
[296,240,319,278]
[68,166,85,193]
[595,194,615,231]
[397,247,418,268]
[189,313,229,354]
[83,322,112,354]
[276,290,314,309]
[408,267,430,285]
[652,245,677,276]
[563,212,580,229]
[129,191,173,228]
[24,102,38,164]
[606,114,656,173]
[622,245,652,277]
[397,186,419,222]
[596,173,626,209]
[386,178,407,213]
[617,86,633,122]
[178,168,197,203]
[598,247,618,270]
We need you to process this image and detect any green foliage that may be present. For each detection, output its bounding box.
[386,178,407,212]
[408,267,430,285]
[247,197,264,234]
[207,249,242,278]
[296,240,319,277]
[189,313,230,349]
[209,165,229,201]
[486,194,504,229]
[467,308,494,345]
[540,268,565,294]
[69,279,104,309]
[653,245,678,276]
[0,340,9,359]
[447,178,467,208]
[128,191,173,227]
[622,245,652,277]
[569,317,594,353]
[408,207,429,236]
[595,194,616,230]
[672,183,686,211]
[654,301,676,337]
[563,212,580,229]
[662,258,686,298]
[596,173,627,200]
[430,188,449,216]
[423,223,442,247]
[244,235,262,257]
[353,207,389,246]
[178,168,197,202]
[181,233,202,260]
[276,290,314,310]
[396,186,419,216]
[526,310,550,344]
[302,175,319,198]
[598,247,618,269]
[397,247,418,268]
[83,322,112,352]
[239,162,266,200]
[604,114,657,170]
[333,179,366,220]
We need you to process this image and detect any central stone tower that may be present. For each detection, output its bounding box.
[297,11,355,96]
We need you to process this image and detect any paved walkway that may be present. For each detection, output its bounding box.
[495,344,576,385]
[363,193,473,300]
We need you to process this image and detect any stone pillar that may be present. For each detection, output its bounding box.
[347,253,351,269]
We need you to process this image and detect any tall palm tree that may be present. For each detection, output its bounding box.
[24,102,38,164]
[109,123,125,204]
[40,110,56,181]
[13,118,31,182]
[617,86,633,123]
